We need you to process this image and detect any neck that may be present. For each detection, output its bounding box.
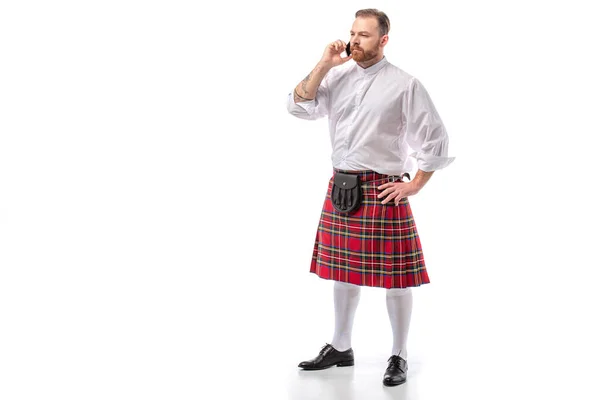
[357,53,385,69]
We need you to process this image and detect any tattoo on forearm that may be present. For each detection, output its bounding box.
[301,72,312,95]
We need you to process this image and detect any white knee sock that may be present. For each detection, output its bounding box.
[386,288,413,359]
[331,281,361,352]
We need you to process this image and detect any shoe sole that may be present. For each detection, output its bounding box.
[299,360,355,370]
[383,378,407,387]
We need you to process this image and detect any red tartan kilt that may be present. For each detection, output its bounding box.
[310,169,430,289]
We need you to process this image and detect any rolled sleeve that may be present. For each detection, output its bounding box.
[404,77,455,172]
[285,77,330,121]
[286,93,318,117]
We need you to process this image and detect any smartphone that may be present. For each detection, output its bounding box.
[345,42,351,56]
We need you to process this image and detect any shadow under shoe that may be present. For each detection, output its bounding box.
[298,344,354,370]
[383,355,407,386]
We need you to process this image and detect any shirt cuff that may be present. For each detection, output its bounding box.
[287,92,315,112]
[409,152,456,172]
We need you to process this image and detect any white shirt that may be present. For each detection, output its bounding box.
[286,56,455,175]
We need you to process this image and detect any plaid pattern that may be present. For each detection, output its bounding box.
[310,169,430,289]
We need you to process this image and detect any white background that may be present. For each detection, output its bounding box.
[1,0,599,399]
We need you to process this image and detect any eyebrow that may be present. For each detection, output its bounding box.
[350,31,370,34]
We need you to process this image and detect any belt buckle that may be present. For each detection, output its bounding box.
[387,173,410,183]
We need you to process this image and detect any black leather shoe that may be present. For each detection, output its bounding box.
[383,355,407,386]
[298,344,354,370]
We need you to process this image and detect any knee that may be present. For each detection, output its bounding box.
[334,281,361,294]
[386,287,412,297]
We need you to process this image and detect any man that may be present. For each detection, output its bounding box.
[286,9,454,386]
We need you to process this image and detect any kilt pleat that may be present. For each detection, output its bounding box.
[310,169,430,289]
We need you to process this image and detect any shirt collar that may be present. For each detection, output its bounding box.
[355,56,388,76]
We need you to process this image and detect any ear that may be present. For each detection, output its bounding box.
[380,34,389,46]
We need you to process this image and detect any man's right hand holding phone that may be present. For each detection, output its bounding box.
[293,39,353,104]
[319,40,353,69]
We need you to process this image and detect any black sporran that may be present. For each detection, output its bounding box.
[330,172,362,214]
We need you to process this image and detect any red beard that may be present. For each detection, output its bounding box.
[351,47,375,62]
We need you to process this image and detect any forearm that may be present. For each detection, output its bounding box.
[409,169,434,193]
[293,62,331,103]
